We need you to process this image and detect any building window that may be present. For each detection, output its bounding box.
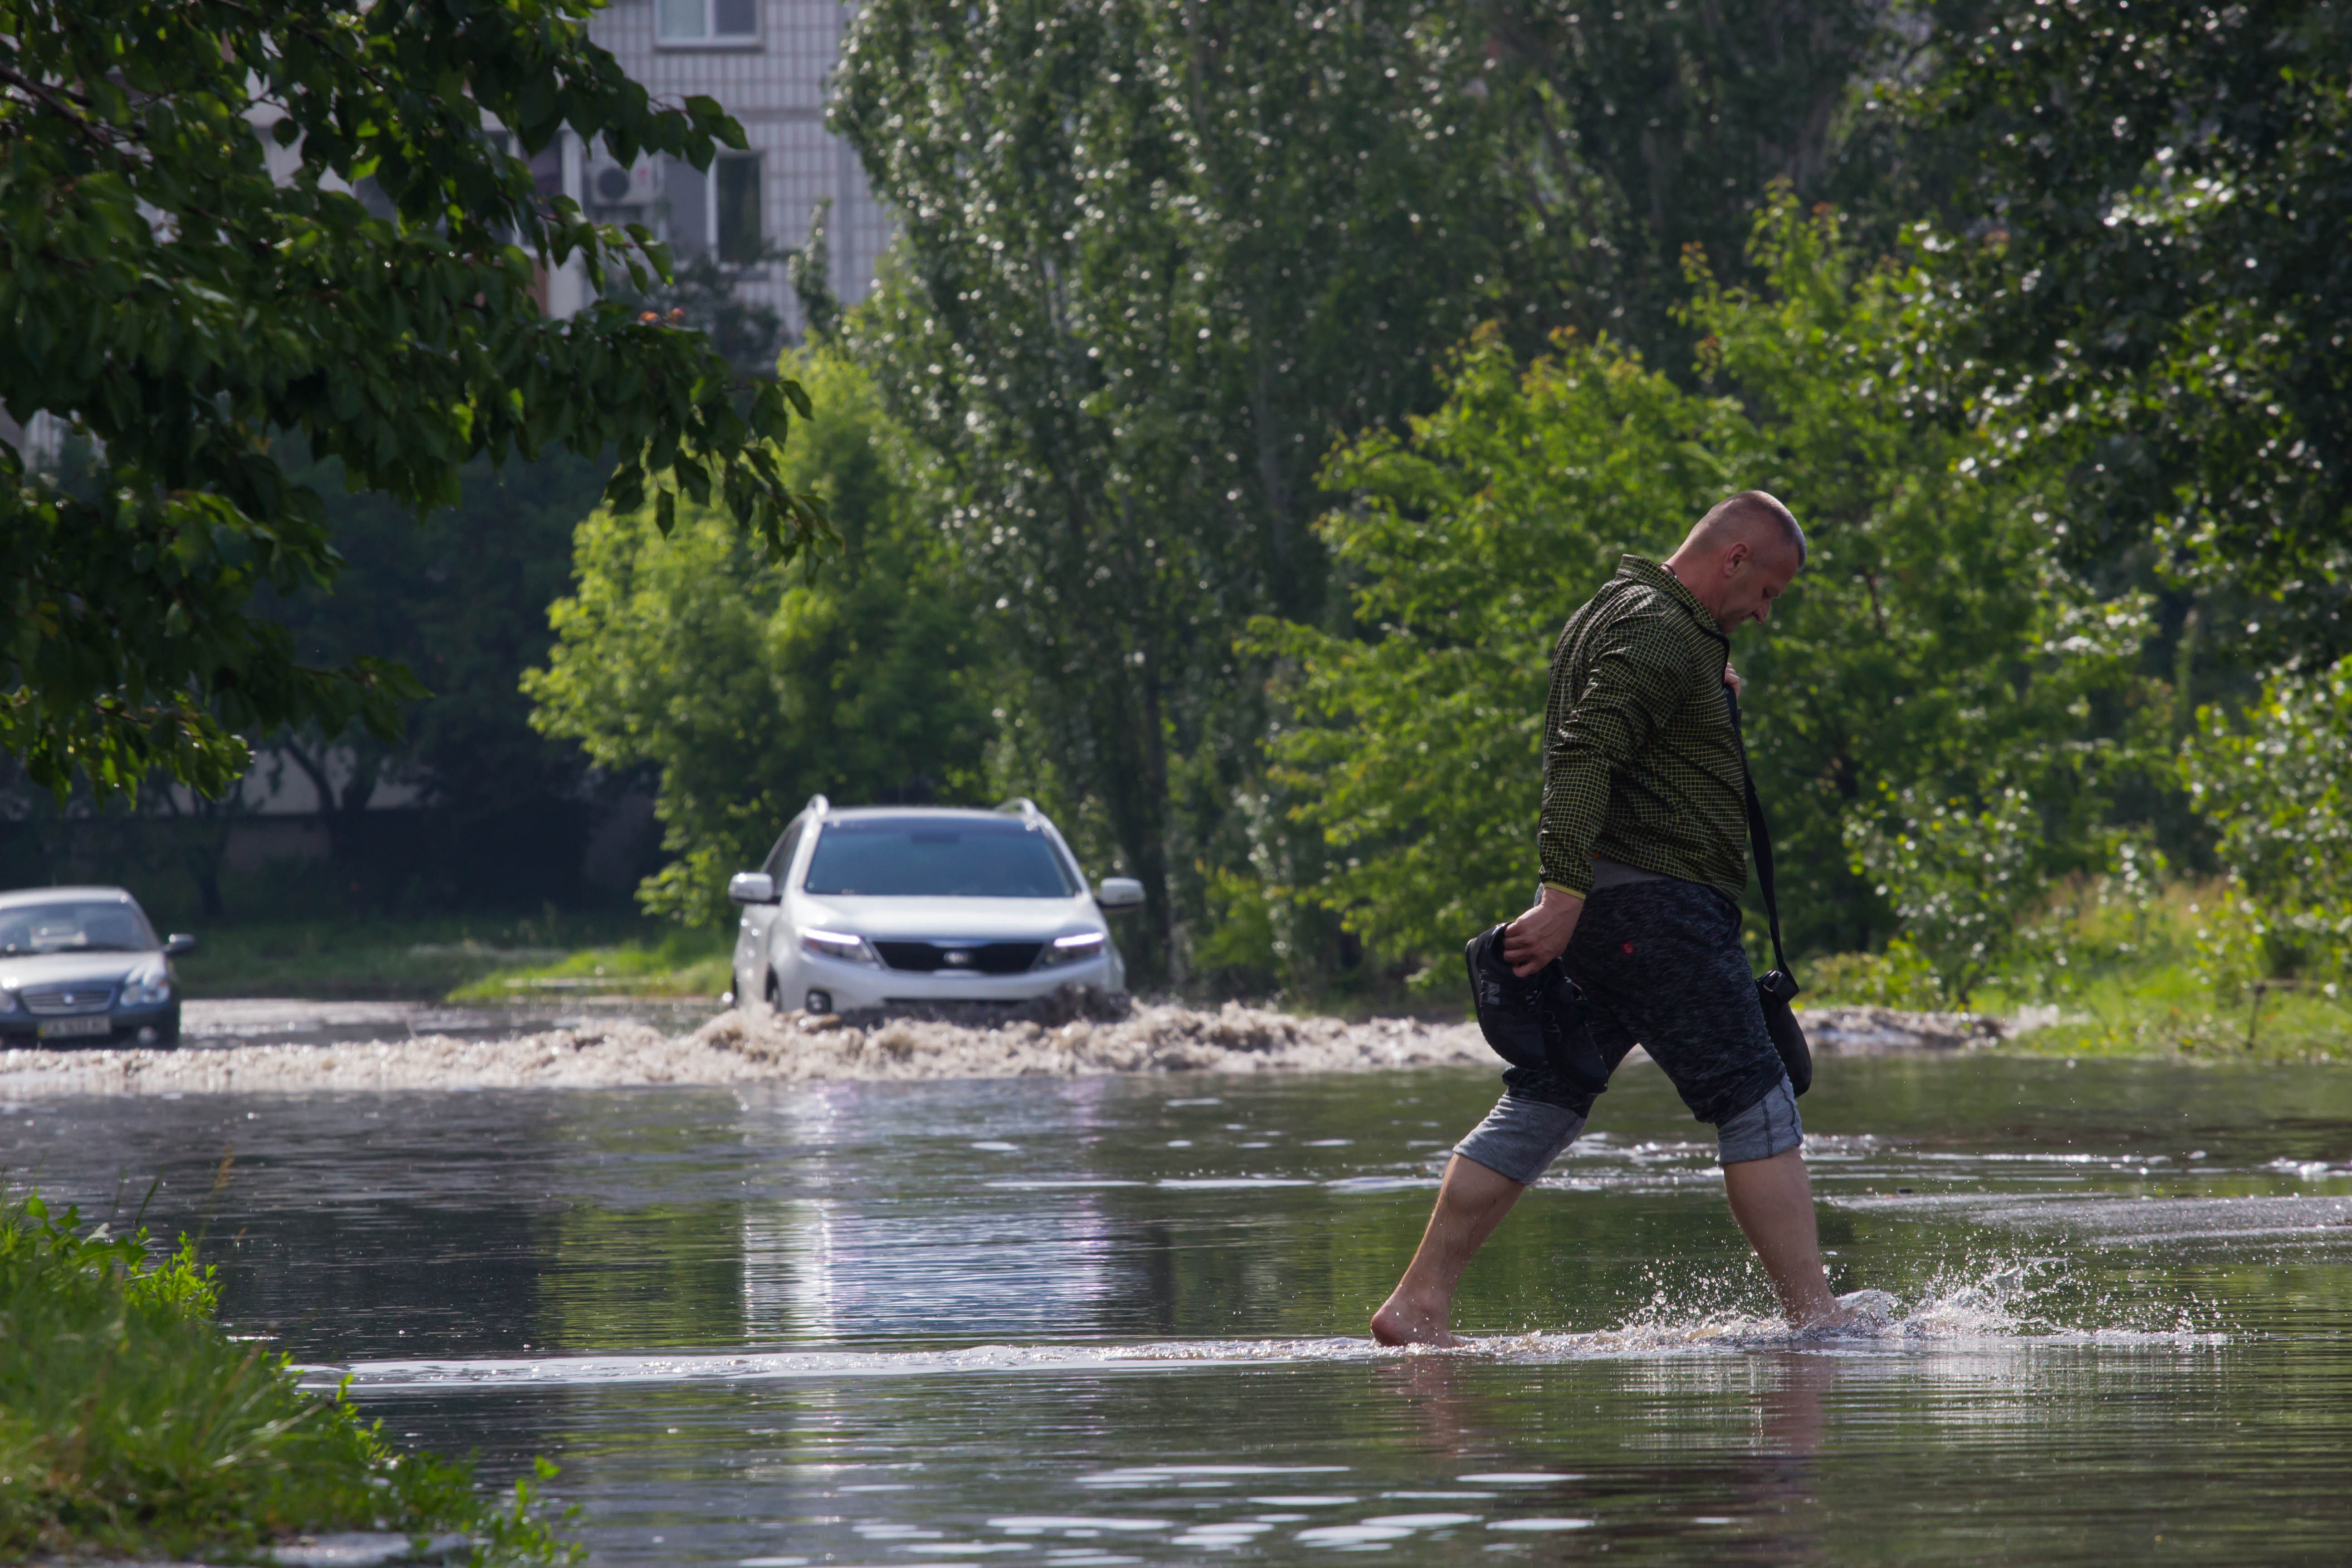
[715,155,764,264]
[656,0,758,45]
[661,153,765,265]
[662,156,708,258]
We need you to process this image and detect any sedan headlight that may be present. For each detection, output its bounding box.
[0,985,19,1016]
[1034,932,1107,970]
[120,970,172,1007]
[801,929,880,965]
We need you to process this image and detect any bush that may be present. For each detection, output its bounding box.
[2183,655,2352,990]
[1803,938,1943,1010]
[0,1193,569,1563]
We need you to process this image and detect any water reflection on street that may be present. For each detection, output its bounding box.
[8,1055,2351,1563]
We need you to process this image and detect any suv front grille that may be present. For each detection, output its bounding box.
[872,941,1044,975]
[24,984,115,1016]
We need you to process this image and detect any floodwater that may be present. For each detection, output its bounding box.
[9,1054,2352,1564]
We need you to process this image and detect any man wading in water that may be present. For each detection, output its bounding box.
[1372,492,1857,1344]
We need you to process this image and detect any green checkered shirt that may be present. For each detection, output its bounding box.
[1539,554,1748,902]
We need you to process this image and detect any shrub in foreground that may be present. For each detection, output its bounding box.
[0,1193,568,1563]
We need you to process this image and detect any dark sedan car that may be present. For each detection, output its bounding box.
[0,886,193,1048]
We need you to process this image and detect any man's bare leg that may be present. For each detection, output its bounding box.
[1370,1155,1523,1346]
[1721,1147,1842,1326]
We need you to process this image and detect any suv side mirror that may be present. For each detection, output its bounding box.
[164,933,197,956]
[727,872,778,905]
[1095,877,1146,911]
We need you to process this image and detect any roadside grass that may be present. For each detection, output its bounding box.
[0,1191,571,1564]
[1806,878,2352,1064]
[446,930,733,1002]
[172,911,673,1001]
[1980,967,2352,1063]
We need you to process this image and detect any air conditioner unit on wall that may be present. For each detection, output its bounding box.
[585,149,657,206]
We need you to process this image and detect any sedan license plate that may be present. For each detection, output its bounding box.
[37,1016,113,1040]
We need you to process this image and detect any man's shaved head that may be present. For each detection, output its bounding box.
[1661,490,1807,633]
[1683,490,1807,567]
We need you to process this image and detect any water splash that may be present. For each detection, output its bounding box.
[309,1254,2227,1395]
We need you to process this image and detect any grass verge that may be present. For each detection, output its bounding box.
[172,912,682,1001]
[1807,878,2352,1064]
[1983,967,2352,1063]
[444,930,732,1002]
[0,1191,573,1563]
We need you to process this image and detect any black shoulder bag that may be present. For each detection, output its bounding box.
[1727,686,1810,1095]
[1742,764,1812,1096]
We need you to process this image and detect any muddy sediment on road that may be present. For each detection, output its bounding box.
[0,998,2013,1097]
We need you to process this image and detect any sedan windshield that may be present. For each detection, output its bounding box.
[803,819,1079,898]
[0,900,158,955]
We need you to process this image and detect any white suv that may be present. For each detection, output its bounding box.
[727,797,1143,1014]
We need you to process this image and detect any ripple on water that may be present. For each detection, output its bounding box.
[1294,1524,1417,1546]
[1076,1465,1351,1488]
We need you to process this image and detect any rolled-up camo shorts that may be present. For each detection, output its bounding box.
[1453,877,1799,1181]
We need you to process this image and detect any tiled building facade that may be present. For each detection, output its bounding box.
[580,0,891,336]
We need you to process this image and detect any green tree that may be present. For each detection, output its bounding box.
[524,352,993,925]
[1259,199,2162,987]
[1484,0,1931,359]
[1928,0,2352,669]
[0,0,826,803]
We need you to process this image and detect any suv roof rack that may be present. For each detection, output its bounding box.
[805,794,831,818]
[995,796,1043,823]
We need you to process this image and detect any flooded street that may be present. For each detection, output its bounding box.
[10,1054,2352,1563]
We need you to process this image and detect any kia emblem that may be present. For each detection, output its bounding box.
[943,950,973,966]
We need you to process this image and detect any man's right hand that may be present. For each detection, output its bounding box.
[1501,885,1585,976]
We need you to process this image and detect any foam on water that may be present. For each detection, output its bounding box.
[309,1257,2227,1394]
[0,999,2049,1096]
[0,1001,1497,1095]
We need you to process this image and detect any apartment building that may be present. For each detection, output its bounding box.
[580,0,891,335]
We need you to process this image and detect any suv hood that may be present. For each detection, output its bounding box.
[0,951,156,991]
[795,894,1099,941]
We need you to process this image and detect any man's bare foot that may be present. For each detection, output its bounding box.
[1371,1288,1461,1347]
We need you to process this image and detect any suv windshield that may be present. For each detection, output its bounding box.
[803,819,1079,898]
[0,900,159,956]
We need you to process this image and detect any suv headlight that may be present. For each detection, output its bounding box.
[120,970,172,1007]
[1035,932,1107,970]
[801,929,880,965]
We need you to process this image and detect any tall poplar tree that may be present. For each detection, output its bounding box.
[833,0,1543,975]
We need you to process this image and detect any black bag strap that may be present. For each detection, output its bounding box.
[1743,766,1793,980]
[1726,688,1793,981]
